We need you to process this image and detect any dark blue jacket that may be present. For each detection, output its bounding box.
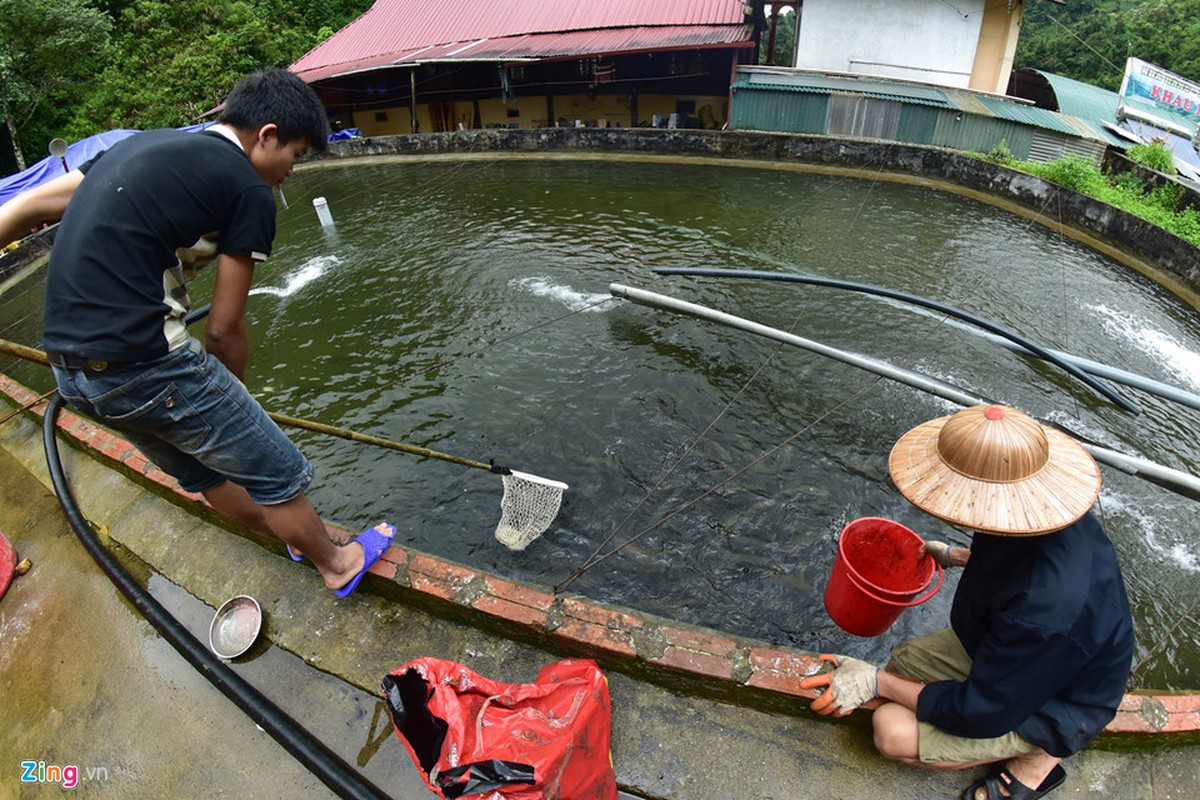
[916,512,1134,757]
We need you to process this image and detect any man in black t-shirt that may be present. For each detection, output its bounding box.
[0,70,395,598]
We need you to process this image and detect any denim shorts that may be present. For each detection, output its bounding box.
[52,338,314,504]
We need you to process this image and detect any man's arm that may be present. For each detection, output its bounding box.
[206,254,255,380]
[877,668,926,711]
[0,170,85,248]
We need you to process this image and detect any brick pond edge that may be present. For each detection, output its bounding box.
[2,371,1198,740]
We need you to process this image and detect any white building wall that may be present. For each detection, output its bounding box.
[793,0,984,88]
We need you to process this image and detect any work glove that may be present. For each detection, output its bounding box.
[922,540,970,569]
[798,654,879,716]
[922,540,955,569]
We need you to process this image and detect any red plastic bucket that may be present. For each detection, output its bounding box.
[824,517,943,637]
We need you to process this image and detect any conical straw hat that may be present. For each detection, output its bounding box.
[888,405,1101,535]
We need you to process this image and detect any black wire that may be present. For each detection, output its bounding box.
[41,392,393,800]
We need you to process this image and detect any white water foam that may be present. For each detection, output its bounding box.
[250,256,339,298]
[1090,303,1200,390]
[1102,491,1200,573]
[511,276,613,313]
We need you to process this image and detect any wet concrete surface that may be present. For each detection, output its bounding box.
[0,444,427,799]
[4,408,1200,799]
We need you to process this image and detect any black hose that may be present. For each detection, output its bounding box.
[41,392,393,800]
[183,303,211,326]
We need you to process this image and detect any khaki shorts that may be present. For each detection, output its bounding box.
[889,629,1040,764]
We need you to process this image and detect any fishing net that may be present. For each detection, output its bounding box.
[494,470,569,551]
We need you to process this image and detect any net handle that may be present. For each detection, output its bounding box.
[0,339,574,493]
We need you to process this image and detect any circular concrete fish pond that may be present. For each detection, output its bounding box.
[3,153,1198,690]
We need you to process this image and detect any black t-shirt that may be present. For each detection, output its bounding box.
[42,128,276,361]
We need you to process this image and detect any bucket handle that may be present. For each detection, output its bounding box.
[844,558,944,609]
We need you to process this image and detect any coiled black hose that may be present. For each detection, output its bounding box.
[41,391,392,800]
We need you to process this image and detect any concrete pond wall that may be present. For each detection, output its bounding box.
[309,127,1200,301]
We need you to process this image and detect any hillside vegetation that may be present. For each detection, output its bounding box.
[1017,0,1200,89]
[2,0,1198,175]
[0,0,372,172]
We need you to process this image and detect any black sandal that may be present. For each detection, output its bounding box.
[961,764,1065,800]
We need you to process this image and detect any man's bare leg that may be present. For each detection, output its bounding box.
[872,702,1062,797]
[202,480,364,592]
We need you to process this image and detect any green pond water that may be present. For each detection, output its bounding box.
[3,155,1199,690]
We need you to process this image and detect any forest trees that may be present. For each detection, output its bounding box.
[3,0,1200,176]
[0,0,111,171]
[0,0,371,174]
[1017,0,1200,90]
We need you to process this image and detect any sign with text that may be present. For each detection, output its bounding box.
[1117,57,1200,137]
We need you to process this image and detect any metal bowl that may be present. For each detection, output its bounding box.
[208,595,262,659]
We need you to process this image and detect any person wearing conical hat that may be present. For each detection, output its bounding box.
[801,405,1134,800]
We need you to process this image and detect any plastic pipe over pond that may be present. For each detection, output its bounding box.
[609,283,1200,502]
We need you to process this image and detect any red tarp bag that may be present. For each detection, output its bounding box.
[382,657,617,799]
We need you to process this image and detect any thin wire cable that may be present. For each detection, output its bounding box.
[556,156,898,588]
[1046,13,1125,78]
[558,150,906,588]
[1131,582,1200,678]
[557,342,789,591]
[0,387,55,427]
[556,376,884,592]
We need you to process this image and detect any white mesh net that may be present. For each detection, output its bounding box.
[494,470,569,551]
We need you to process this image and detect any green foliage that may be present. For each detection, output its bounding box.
[983,139,1016,167]
[73,0,312,132]
[1023,156,1110,195]
[993,151,1200,247]
[758,8,796,66]
[1145,181,1184,213]
[1,0,373,170]
[1016,0,1200,89]
[0,0,111,168]
[1127,140,1176,173]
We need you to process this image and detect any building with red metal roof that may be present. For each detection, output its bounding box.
[291,0,757,134]
[290,0,1100,166]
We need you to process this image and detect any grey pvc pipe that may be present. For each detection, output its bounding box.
[652,267,1141,415]
[940,324,1200,413]
[610,283,1200,501]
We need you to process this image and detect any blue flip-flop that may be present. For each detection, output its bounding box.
[287,547,306,563]
[333,523,396,598]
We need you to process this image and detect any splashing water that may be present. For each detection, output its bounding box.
[250,256,339,299]
[1091,303,1200,390]
[1102,491,1200,573]
[510,276,612,313]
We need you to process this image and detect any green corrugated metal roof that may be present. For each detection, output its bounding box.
[975,96,1080,136]
[1065,117,1128,147]
[1029,70,1120,123]
[738,71,954,109]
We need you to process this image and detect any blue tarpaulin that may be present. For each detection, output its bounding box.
[1121,118,1200,183]
[0,129,140,207]
[0,121,358,208]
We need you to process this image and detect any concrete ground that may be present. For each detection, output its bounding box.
[3,408,1199,799]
